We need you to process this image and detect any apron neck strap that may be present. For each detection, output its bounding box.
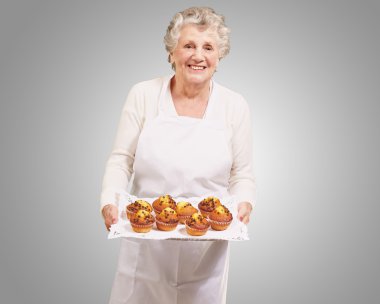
[158,75,173,114]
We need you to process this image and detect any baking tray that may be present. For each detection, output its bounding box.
[108,194,249,241]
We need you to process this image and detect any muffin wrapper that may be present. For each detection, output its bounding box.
[156,219,178,225]
[130,222,154,231]
[208,219,232,231]
[156,219,179,230]
[131,222,154,227]
[185,223,210,232]
[208,219,233,226]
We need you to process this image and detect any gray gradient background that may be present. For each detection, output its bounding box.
[0,1,379,303]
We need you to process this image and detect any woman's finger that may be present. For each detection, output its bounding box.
[105,216,112,231]
[241,214,250,224]
[110,208,118,224]
[238,202,253,224]
[238,210,250,223]
[102,204,118,231]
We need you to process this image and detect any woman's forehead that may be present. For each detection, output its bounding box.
[178,24,218,42]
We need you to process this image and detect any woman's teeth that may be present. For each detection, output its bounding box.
[190,65,205,70]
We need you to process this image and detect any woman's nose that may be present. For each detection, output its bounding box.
[192,47,204,61]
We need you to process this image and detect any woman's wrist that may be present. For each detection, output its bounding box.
[238,201,253,211]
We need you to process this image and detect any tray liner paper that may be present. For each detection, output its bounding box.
[108,193,249,241]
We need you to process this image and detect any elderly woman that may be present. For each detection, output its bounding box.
[101,7,255,304]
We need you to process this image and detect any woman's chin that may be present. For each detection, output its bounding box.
[182,73,212,86]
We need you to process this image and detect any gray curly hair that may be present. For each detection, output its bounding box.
[164,7,231,69]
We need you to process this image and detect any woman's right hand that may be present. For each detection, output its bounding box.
[102,204,119,231]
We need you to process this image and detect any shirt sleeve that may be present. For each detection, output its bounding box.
[100,84,145,212]
[228,95,256,207]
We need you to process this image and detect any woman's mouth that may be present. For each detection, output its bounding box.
[188,65,206,70]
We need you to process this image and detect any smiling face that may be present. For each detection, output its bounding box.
[170,24,220,87]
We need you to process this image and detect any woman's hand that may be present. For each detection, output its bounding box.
[102,204,119,231]
[237,202,253,224]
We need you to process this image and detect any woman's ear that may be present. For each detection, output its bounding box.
[168,53,176,71]
[168,53,173,64]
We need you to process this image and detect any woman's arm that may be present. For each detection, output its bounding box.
[228,95,256,223]
[100,84,145,215]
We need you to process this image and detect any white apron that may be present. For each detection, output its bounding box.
[109,76,233,304]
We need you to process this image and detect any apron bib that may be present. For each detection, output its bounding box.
[109,76,232,304]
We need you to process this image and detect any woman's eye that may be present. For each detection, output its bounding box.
[204,45,213,51]
[184,44,192,49]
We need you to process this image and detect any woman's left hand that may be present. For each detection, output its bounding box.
[237,202,253,224]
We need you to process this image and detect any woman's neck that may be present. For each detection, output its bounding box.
[170,76,210,101]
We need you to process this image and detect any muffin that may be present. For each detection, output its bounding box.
[155,207,179,231]
[198,196,221,217]
[126,200,153,220]
[185,213,210,236]
[152,195,176,215]
[176,201,198,224]
[130,209,155,233]
[208,205,233,231]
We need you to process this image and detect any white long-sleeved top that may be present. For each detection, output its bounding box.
[100,76,256,210]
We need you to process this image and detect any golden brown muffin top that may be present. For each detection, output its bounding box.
[176,202,198,216]
[127,200,152,213]
[198,196,221,212]
[156,207,179,224]
[186,213,210,230]
[153,194,176,210]
[209,205,233,222]
[130,209,155,225]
